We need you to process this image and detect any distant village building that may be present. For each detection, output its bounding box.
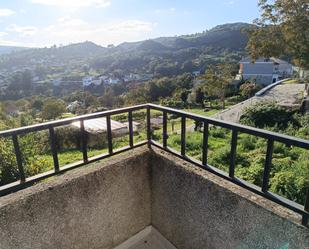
[82,76,94,87]
[52,78,62,86]
[238,57,293,85]
[124,73,153,83]
[71,117,128,147]
[123,121,142,132]
[192,70,201,77]
[82,76,103,87]
[66,101,83,113]
[108,78,121,84]
[32,76,39,82]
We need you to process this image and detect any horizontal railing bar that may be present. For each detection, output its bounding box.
[148,103,309,149]
[0,141,148,197]
[150,140,308,217]
[0,104,148,137]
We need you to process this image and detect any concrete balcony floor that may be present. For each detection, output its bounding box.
[114,226,176,249]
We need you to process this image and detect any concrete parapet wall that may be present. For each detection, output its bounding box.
[0,146,308,249]
[151,148,309,249]
[0,147,151,249]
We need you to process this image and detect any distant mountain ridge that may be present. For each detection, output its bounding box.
[0,22,254,72]
[117,22,253,51]
[0,45,29,55]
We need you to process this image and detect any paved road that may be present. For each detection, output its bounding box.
[212,84,305,123]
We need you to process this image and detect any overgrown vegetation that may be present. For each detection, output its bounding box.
[151,103,309,205]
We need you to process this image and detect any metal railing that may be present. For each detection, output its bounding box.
[0,103,308,226]
[0,104,148,196]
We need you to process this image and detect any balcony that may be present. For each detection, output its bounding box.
[0,104,308,249]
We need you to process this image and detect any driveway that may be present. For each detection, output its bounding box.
[212,84,305,123]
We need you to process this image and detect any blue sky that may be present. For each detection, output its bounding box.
[0,0,260,47]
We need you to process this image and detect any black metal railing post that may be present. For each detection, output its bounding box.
[163,111,168,148]
[106,115,113,155]
[202,121,209,166]
[80,120,88,163]
[49,127,60,172]
[229,130,238,178]
[128,111,134,148]
[302,188,309,226]
[146,106,151,148]
[262,138,274,192]
[12,134,25,183]
[181,115,186,156]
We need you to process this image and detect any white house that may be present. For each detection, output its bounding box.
[82,76,102,87]
[82,76,93,87]
[192,70,201,77]
[108,78,121,84]
[238,57,293,85]
[66,101,83,113]
[52,78,62,86]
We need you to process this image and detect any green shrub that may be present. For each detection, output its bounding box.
[240,102,297,129]
[210,127,226,138]
[239,135,257,151]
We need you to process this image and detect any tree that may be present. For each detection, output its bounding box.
[239,102,297,129]
[0,138,19,185]
[32,99,44,111]
[173,88,190,106]
[239,82,261,99]
[194,87,205,107]
[42,99,66,120]
[247,0,309,68]
[202,64,234,109]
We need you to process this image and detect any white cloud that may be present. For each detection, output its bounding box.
[57,16,87,27]
[9,16,156,47]
[0,8,15,17]
[31,0,111,8]
[6,24,38,37]
[0,32,7,37]
[224,0,237,5]
[3,14,156,47]
[107,20,155,32]
[154,7,176,15]
[0,39,24,46]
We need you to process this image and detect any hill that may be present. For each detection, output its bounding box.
[91,22,253,75]
[0,22,253,75]
[0,45,28,55]
[0,41,106,69]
